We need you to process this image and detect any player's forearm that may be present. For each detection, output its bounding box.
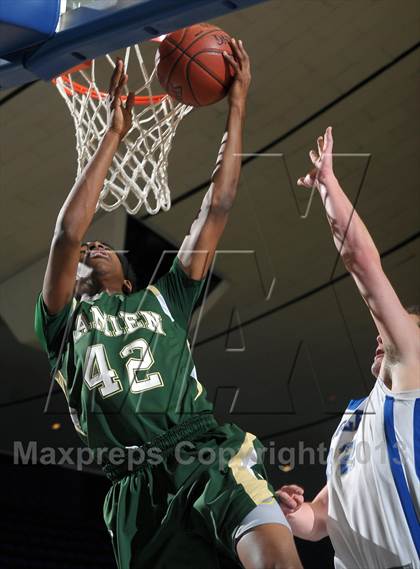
[318,174,380,271]
[55,130,120,242]
[210,101,246,211]
[177,103,245,278]
[286,502,327,542]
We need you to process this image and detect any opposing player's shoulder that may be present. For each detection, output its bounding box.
[331,397,368,439]
[376,376,420,401]
[389,357,420,393]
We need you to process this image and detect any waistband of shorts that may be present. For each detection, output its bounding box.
[102,413,218,482]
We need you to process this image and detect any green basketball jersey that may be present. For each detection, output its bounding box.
[34,257,213,450]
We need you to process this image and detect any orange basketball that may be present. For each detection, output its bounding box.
[157,23,235,107]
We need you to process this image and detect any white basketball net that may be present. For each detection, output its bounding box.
[54,42,192,215]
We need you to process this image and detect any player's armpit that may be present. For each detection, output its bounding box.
[387,361,420,393]
[153,256,206,330]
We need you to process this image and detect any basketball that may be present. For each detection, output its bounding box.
[157,23,235,107]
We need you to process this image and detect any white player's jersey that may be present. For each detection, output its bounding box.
[327,378,420,569]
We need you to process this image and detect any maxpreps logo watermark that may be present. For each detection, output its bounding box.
[13,439,407,473]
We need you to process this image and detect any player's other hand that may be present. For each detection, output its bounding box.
[108,58,135,141]
[276,485,305,516]
[297,126,335,190]
[223,39,251,107]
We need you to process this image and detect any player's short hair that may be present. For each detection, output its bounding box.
[406,305,420,317]
[82,241,138,293]
[115,252,138,293]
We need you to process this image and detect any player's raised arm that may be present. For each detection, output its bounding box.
[42,61,134,314]
[298,127,420,391]
[177,39,251,280]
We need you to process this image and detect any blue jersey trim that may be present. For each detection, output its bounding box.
[347,397,367,411]
[414,398,420,482]
[384,396,420,558]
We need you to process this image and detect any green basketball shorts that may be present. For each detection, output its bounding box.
[102,415,276,569]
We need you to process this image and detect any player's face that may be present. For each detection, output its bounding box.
[371,313,420,379]
[79,241,124,280]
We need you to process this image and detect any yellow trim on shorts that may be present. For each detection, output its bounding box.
[228,432,275,506]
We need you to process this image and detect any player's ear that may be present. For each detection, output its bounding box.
[122,279,133,295]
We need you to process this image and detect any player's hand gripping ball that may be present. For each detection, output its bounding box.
[107,58,135,140]
[157,23,235,106]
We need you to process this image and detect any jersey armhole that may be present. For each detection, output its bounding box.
[147,285,175,322]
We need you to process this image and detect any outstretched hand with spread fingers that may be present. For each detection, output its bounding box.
[297,126,335,190]
[108,58,135,141]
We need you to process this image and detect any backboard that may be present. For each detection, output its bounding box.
[0,0,267,89]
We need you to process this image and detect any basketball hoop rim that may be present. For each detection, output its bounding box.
[52,36,167,106]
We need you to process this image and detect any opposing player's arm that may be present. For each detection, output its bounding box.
[276,484,329,542]
[298,127,420,391]
[178,39,251,280]
[42,61,134,314]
